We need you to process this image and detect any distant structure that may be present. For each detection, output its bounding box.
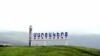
[29,25,32,47]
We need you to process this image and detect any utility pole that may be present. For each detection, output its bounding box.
[29,25,32,47]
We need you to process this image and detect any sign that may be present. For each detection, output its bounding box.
[29,25,68,46]
[33,32,68,40]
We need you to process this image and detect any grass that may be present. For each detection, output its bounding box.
[0,46,100,56]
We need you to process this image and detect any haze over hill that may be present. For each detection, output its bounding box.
[0,31,100,49]
[0,0,100,34]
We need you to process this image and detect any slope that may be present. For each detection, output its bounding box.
[0,46,100,56]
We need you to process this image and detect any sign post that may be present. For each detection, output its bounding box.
[29,25,32,47]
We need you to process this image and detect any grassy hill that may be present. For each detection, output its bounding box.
[0,46,100,56]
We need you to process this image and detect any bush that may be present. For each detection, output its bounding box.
[0,45,4,47]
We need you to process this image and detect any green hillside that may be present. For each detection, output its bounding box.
[0,46,100,56]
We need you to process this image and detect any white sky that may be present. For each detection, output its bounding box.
[0,0,100,34]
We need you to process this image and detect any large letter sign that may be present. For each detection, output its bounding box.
[33,32,68,40]
[29,25,68,46]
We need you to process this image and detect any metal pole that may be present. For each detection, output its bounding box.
[65,37,68,45]
[43,40,46,46]
[29,25,32,47]
[65,40,68,45]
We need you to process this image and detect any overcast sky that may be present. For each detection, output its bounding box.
[0,0,100,34]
